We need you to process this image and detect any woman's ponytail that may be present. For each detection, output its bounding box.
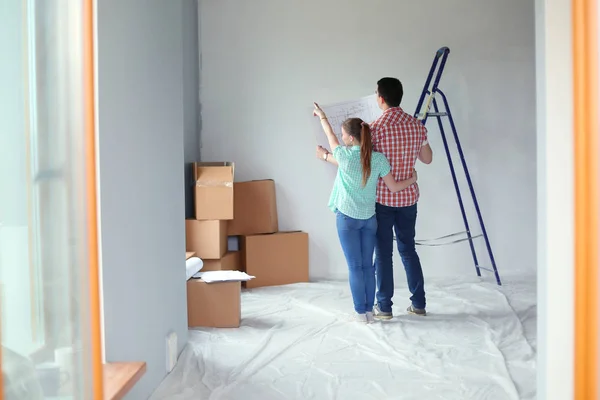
[360,122,373,186]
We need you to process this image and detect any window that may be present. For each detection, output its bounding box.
[1,1,97,398]
[0,0,44,359]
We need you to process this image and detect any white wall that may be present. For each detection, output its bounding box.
[96,1,190,397]
[199,0,536,282]
[535,0,574,398]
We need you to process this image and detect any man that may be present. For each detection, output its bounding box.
[317,77,432,319]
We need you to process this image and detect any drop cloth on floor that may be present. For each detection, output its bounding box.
[151,275,536,400]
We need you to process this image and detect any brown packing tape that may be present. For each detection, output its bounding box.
[193,161,234,167]
[195,181,233,188]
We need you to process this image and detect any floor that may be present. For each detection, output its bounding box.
[150,274,536,400]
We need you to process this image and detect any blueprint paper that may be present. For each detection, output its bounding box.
[312,94,383,152]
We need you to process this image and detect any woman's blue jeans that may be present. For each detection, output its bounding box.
[336,212,378,314]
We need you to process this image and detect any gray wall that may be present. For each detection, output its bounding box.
[97,0,198,397]
[183,0,201,218]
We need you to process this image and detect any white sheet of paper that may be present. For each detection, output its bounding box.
[312,94,383,152]
[192,270,255,283]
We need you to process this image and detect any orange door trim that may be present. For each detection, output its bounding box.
[83,0,104,398]
[573,0,600,398]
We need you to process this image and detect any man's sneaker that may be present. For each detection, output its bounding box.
[407,305,427,316]
[365,311,375,324]
[355,313,368,323]
[373,304,393,320]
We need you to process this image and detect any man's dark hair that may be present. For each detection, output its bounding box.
[377,77,403,107]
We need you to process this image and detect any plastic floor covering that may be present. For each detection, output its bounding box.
[150,275,536,400]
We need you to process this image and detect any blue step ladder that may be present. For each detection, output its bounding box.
[414,47,502,286]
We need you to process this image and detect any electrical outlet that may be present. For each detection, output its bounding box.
[165,331,178,373]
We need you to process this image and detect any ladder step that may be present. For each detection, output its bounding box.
[417,112,448,118]
[476,266,495,273]
[416,230,470,242]
[412,232,483,246]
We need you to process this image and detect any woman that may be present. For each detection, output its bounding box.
[313,103,417,323]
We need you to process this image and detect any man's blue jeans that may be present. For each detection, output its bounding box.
[374,203,426,311]
[336,212,378,314]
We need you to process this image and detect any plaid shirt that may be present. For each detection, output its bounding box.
[371,107,428,207]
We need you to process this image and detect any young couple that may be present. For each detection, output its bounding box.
[315,77,433,323]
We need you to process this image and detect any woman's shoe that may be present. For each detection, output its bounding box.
[355,313,368,323]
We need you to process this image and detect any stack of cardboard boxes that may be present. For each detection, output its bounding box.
[185,162,309,328]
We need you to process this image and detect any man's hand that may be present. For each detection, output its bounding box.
[316,145,329,160]
[313,102,326,119]
[412,168,418,182]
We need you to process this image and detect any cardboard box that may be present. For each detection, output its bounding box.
[186,252,196,260]
[202,251,241,272]
[187,279,241,328]
[193,162,234,220]
[185,220,227,259]
[241,231,309,289]
[227,180,278,236]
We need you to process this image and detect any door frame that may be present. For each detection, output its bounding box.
[572,0,599,398]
